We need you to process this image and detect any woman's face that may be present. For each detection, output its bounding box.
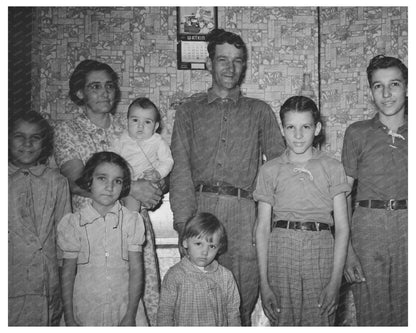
[76,70,116,116]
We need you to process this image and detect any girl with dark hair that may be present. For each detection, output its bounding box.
[57,151,148,326]
[9,111,71,325]
[254,96,350,326]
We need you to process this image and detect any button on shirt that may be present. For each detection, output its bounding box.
[170,87,285,226]
[342,114,408,200]
[8,163,71,298]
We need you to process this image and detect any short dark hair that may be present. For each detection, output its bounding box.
[9,111,54,165]
[69,59,121,111]
[127,97,161,124]
[76,151,131,198]
[180,212,228,256]
[367,55,408,86]
[280,95,324,147]
[206,28,248,84]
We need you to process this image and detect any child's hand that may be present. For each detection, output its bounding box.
[143,169,161,182]
[344,248,366,284]
[318,280,340,316]
[260,283,280,324]
[120,314,136,326]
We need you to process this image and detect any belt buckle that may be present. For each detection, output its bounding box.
[386,199,395,210]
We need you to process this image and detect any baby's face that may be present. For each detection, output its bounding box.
[127,106,159,141]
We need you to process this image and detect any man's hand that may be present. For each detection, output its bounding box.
[344,248,365,284]
[129,179,162,209]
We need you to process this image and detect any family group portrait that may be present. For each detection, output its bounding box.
[7,4,408,327]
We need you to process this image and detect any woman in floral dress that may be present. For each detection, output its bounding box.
[54,59,162,325]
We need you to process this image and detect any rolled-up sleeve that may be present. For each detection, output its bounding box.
[253,162,276,205]
[329,159,351,198]
[341,124,360,179]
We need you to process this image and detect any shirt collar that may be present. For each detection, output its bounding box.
[79,200,122,226]
[280,147,322,164]
[207,86,241,104]
[183,256,219,273]
[8,162,47,177]
[370,112,408,132]
[77,109,114,132]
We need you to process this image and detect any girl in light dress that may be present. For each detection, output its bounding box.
[58,151,148,326]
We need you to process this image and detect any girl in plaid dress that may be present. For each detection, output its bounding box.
[254,96,350,326]
[157,213,241,326]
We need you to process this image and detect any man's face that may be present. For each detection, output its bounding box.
[207,43,246,97]
[370,66,407,119]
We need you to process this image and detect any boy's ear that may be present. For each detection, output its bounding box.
[154,122,160,132]
[76,89,85,101]
[182,239,188,249]
[369,86,375,102]
[206,57,212,73]
[314,122,322,136]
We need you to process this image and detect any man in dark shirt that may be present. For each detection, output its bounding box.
[170,28,285,325]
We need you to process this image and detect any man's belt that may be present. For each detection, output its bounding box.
[272,220,332,232]
[356,199,407,210]
[196,184,253,199]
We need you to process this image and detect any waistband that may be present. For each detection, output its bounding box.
[196,184,253,199]
[356,199,407,210]
[272,220,332,232]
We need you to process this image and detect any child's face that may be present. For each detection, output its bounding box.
[90,162,124,215]
[283,111,321,161]
[77,70,116,115]
[10,120,43,168]
[182,232,220,268]
[127,106,159,141]
[370,66,407,119]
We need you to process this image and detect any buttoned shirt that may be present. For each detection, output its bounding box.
[9,163,71,298]
[342,114,408,200]
[170,87,285,227]
[57,201,146,325]
[254,149,350,225]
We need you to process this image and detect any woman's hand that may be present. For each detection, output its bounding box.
[260,283,280,324]
[129,179,162,209]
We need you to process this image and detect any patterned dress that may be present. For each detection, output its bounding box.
[54,110,160,325]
